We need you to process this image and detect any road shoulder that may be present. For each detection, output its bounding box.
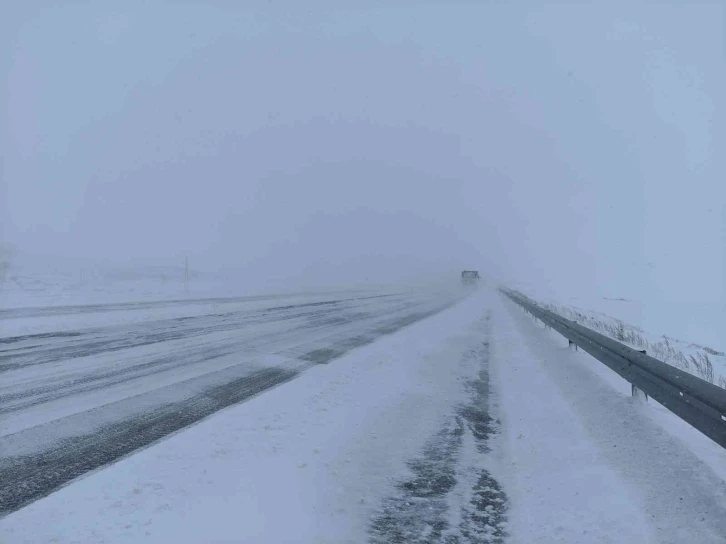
[493,292,726,543]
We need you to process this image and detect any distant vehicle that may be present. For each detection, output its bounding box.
[461,270,480,284]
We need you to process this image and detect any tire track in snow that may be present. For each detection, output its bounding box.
[0,291,461,516]
[370,315,508,543]
[0,295,399,371]
[0,296,421,412]
[0,367,298,515]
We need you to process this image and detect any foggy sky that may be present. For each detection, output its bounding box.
[2,3,724,299]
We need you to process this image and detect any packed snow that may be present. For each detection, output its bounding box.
[3,287,726,543]
[1,289,498,542]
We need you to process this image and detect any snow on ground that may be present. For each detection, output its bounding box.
[494,293,726,543]
[0,289,496,543]
[0,275,406,314]
[0,255,259,309]
[0,257,450,312]
[491,296,654,543]
[0,268,221,309]
[0,289,449,438]
[0,291,377,339]
[3,287,726,543]
[516,288,726,388]
[507,280,726,356]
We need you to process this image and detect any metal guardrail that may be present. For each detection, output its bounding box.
[502,288,726,450]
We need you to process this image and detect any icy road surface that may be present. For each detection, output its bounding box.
[0,288,464,514]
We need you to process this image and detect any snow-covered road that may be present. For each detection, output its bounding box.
[2,287,726,543]
[0,288,464,514]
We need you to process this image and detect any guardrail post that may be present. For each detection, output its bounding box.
[632,350,648,401]
[501,287,726,450]
[631,383,648,402]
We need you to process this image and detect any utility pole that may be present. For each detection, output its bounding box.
[184,255,189,293]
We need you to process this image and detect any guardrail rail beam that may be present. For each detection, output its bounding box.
[501,288,726,450]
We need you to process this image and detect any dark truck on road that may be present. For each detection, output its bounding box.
[461,270,480,284]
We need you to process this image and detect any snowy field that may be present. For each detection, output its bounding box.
[0,261,230,309]
[0,259,452,311]
[516,290,726,389]
[3,287,726,543]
